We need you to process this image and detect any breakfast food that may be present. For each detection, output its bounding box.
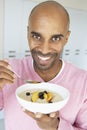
[19,89,63,103]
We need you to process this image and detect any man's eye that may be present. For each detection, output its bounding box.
[32,34,40,40]
[52,36,61,42]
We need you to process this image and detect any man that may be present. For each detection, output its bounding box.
[0,1,87,130]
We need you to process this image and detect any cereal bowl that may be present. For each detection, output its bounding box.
[15,82,70,114]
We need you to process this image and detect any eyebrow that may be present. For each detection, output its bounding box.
[51,34,64,38]
[31,31,64,38]
[31,31,41,36]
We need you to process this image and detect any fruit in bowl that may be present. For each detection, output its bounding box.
[15,82,70,114]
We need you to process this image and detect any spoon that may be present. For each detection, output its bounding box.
[12,70,40,83]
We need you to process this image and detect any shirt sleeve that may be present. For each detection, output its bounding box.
[58,100,87,130]
[0,90,4,110]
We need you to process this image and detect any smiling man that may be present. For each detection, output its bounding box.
[0,1,87,130]
[28,1,70,81]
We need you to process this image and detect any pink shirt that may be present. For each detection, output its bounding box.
[0,56,87,130]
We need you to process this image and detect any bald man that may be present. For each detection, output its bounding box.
[0,1,87,130]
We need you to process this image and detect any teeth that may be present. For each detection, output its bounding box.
[38,56,50,61]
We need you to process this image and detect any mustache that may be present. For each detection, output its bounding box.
[31,50,58,57]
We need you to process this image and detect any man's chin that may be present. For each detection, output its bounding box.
[33,58,56,71]
[35,63,53,71]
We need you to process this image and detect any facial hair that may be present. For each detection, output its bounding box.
[31,49,60,71]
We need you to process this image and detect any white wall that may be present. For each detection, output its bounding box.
[63,8,87,70]
[4,0,36,58]
[30,0,87,11]
[57,0,87,11]
[0,0,4,59]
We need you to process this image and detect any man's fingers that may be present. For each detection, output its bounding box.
[49,112,59,118]
[0,60,9,67]
[0,60,16,84]
[22,108,36,119]
[35,112,43,118]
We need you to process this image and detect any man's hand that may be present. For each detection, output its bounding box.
[23,108,59,130]
[0,60,15,89]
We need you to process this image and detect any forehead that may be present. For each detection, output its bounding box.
[30,16,64,34]
[29,4,69,35]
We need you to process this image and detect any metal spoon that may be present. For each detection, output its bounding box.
[12,70,40,83]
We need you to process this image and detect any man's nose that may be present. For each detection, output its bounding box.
[40,42,50,54]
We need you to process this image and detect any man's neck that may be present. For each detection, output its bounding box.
[34,60,62,82]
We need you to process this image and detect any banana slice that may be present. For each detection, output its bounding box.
[46,92,53,102]
[31,91,53,103]
[31,92,38,102]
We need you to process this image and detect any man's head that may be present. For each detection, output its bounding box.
[27,0,70,72]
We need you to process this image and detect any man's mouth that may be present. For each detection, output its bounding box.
[38,55,51,61]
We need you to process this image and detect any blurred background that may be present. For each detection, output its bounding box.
[0,0,87,129]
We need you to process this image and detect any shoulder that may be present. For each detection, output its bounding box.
[8,56,32,65]
[8,56,33,70]
[64,60,87,78]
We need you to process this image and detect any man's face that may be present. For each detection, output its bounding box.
[28,11,70,71]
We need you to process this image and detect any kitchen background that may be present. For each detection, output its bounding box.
[0,0,87,130]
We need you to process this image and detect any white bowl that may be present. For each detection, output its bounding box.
[15,82,70,114]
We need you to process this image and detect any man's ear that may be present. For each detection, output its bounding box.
[27,26,29,40]
[65,30,71,43]
[27,26,29,33]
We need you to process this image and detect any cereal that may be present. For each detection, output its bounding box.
[19,89,63,103]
